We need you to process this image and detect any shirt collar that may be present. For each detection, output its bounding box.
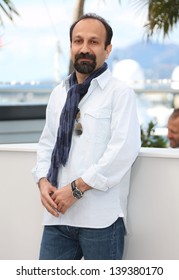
[63,68,112,91]
[92,68,112,90]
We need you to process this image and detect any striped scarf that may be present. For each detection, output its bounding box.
[47,62,108,186]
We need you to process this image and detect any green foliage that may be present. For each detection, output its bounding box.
[141,121,168,148]
[146,0,179,38]
[0,0,19,26]
[130,0,179,38]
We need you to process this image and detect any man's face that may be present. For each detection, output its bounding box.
[167,117,179,148]
[70,18,112,78]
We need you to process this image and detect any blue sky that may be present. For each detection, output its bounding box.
[0,0,179,82]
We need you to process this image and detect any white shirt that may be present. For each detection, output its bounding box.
[32,69,141,228]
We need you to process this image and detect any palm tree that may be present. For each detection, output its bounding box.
[0,0,19,26]
[72,0,85,22]
[1,0,179,38]
[0,0,19,48]
[73,0,179,39]
[129,0,179,38]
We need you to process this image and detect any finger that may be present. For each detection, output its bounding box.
[50,186,58,196]
[41,197,59,217]
[58,204,66,215]
[51,192,58,201]
[46,203,59,217]
[54,197,60,205]
[57,202,64,212]
[43,191,58,208]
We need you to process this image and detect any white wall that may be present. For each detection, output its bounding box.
[0,145,179,260]
[0,144,43,259]
[124,149,179,259]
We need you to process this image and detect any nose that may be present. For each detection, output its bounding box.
[80,42,90,53]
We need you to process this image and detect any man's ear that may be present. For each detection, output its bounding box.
[105,44,112,59]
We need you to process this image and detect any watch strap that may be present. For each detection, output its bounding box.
[71,180,84,199]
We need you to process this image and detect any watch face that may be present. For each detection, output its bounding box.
[73,189,83,199]
[71,181,83,199]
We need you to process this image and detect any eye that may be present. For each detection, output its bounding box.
[90,40,98,45]
[73,38,83,44]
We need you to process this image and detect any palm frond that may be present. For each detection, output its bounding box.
[145,0,179,38]
[0,0,19,26]
[130,0,179,39]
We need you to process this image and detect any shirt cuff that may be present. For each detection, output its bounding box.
[81,165,108,192]
[32,166,48,184]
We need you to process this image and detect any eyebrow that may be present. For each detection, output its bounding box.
[73,34,100,40]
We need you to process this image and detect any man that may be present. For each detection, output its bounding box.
[32,13,141,260]
[167,108,179,148]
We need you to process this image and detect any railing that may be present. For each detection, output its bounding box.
[0,81,179,143]
[0,83,52,143]
[1,80,179,104]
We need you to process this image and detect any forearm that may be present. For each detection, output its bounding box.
[38,177,48,189]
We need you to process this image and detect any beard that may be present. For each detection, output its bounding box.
[74,53,96,74]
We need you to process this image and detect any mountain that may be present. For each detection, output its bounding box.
[109,42,179,79]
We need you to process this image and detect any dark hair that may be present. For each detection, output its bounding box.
[170,108,179,119]
[69,13,113,49]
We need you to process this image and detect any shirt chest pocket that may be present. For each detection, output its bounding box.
[83,109,111,143]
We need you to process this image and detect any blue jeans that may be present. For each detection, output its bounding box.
[39,217,125,260]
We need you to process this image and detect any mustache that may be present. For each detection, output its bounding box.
[75,53,96,61]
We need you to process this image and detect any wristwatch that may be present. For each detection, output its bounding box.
[71,180,84,199]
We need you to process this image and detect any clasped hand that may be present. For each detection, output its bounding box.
[38,178,77,217]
